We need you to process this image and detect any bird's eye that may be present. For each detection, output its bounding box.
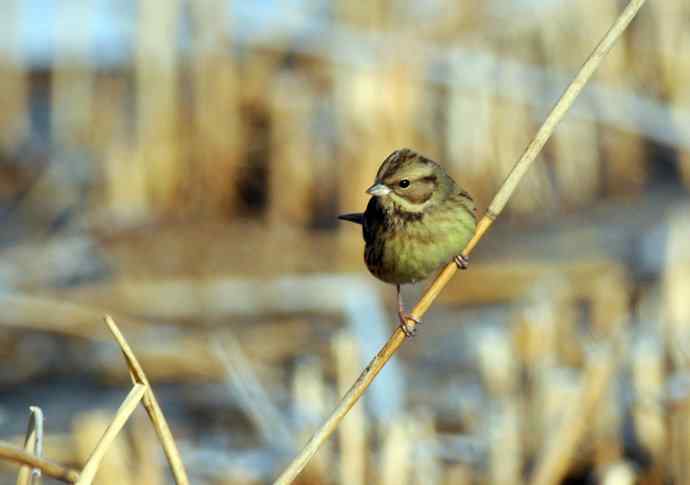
[399,179,410,188]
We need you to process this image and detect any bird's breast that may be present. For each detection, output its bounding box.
[363,205,475,285]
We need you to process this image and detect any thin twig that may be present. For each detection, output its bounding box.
[272,1,647,482]
[16,406,44,485]
[0,441,80,483]
[75,384,146,485]
[104,315,190,485]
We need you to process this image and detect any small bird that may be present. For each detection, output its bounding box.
[339,148,477,336]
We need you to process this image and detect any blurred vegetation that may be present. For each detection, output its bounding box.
[0,0,689,484]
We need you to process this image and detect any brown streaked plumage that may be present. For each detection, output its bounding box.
[339,148,477,336]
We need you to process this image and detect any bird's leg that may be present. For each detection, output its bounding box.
[454,254,469,270]
[397,284,421,337]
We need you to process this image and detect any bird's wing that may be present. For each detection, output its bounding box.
[457,189,477,221]
[337,212,364,225]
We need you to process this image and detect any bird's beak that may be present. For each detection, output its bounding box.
[366,183,391,197]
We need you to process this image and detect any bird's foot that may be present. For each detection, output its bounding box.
[454,254,469,270]
[398,311,421,337]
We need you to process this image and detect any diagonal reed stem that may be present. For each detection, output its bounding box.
[104,315,190,485]
[75,384,147,485]
[273,0,647,483]
[0,442,80,484]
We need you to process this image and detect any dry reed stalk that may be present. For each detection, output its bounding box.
[0,0,28,150]
[590,275,629,465]
[412,412,442,485]
[135,0,182,214]
[477,327,517,397]
[443,464,473,485]
[653,0,690,189]
[101,319,313,382]
[213,333,294,451]
[334,63,394,218]
[268,73,317,227]
[648,1,690,186]
[490,36,555,216]
[0,442,80,484]
[87,76,127,159]
[625,0,659,96]
[16,406,44,485]
[130,411,164,485]
[662,206,690,368]
[103,142,151,222]
[292,358,332,484]
[382,55,430,156]
[548,115,601,207]
[601,462,637,485]
[52,0,94,148]
[537,369,579,453]
[477,328,521,485]
[242,50,282,108]
[3,434,76,467]
[445,52,495,209]
[96,78,151,222]
[75,385,146,485]
[42,260,626,318]
[590,0,647,196]
[0,292,147,340]
[538,6,601,207]
[73,411,135,485]
[104,316,190,485]
[379,417,414,485]
[418,0,483,42]
[631,336,665,470]
[189,0,243,216]
[531,347,617,485]
[335,0,386,30]
[273,2,647,482]
[333,332,367,485]
[334,0,402,219]
[663,206,690,483]
[489,402,522,485]
[668,386,690,485]
[512,293,561,455]
[0,235,101,291]
[551,291,582,369]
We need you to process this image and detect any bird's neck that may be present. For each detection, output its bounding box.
[384,194,432,214]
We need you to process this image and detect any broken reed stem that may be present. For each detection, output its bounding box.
[273,1,647,483]
[17,406,45,485]
[0,442,80,484]
[104,315,190,485]
[75,384,146,485]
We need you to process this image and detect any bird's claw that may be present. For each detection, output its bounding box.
[398,312,421,337]
[454,254,469,270]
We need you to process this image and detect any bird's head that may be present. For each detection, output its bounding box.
[366,148,454,213]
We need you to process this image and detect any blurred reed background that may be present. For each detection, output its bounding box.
[0,0,689,484]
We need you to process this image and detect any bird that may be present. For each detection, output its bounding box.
[338,148,477,337]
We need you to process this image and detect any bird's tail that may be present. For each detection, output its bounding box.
[337,213,364,225]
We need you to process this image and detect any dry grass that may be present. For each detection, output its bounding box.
[0,317,190,485]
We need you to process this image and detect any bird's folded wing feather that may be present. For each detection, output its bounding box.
[457,189,477,221]
[337,213,364,225]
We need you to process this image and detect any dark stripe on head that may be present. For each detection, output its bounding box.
[376,148,419,181]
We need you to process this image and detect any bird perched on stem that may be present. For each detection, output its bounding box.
[339,148,477,336]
